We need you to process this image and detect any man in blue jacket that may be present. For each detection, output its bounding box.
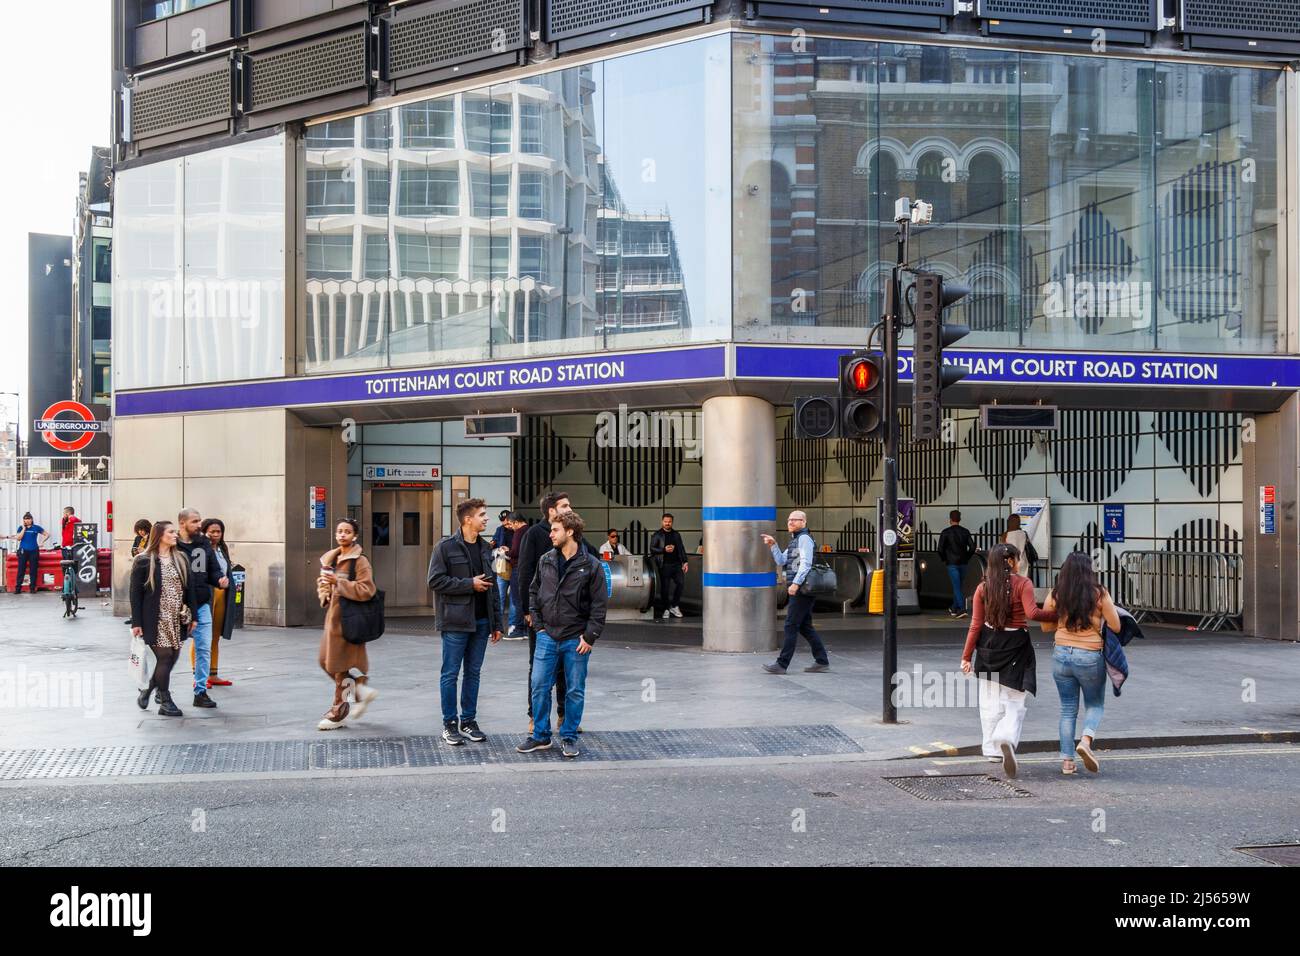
[6,512,49,593]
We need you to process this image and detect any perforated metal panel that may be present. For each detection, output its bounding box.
[246,27,368,114]
[1180,0,1300,39]
[545,0,713,42]
[977,0,1157,29]
[759,0,953,12]
[385,0,528,81]
[131,60,234,140]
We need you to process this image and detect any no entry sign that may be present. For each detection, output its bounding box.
[34,401,103,453]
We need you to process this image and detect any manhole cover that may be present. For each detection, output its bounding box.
[885,774,1032,801]
[1236,844,1300,866]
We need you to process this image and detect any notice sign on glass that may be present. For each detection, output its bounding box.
[309,485,327,530]
[1259,485,1276,535]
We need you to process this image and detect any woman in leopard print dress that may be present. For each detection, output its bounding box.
[130,521,198,717]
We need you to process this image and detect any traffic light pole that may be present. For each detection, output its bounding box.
[881,219,910,725]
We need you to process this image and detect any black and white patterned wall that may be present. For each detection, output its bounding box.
[512,408,1245,604]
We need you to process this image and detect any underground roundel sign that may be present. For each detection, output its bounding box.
[34,401,102,453]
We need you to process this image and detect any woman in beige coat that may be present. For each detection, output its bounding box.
[316,517,379,730]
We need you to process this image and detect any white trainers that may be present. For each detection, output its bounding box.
[661,610,671,620]
[350,682,378,720]
[669,606,683,618]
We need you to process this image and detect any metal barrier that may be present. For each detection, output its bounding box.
[1120,550,1243,631]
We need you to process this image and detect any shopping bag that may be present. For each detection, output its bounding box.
[128,634,153,689]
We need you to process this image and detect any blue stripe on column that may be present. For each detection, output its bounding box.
[703,572,778,588]
[701,507,777,521]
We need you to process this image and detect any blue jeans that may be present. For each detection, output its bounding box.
[1052,645,1106,759]
[441,618,491,724]
[508,578,524,629]
[947,564,965,613]
[191,603,213,694]
[530,631,589,741]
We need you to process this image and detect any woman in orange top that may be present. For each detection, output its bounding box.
[960,543,1056,778]
[1041,552,1121,775]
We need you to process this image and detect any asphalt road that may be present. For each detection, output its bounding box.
[1,744,1296,867]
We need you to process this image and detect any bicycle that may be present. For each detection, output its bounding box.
[59,546,80,618]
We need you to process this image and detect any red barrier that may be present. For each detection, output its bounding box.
[5,549,112,592]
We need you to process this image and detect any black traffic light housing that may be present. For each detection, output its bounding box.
[911,272,970,441]
[841,350,886,441]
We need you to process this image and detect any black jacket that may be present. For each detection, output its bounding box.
[516,519,599,614]
[650,528,687,567]
[177,535,223,607]
[427,530,502,634]
[937,525,976,566]
[528,546,608,644]
[128,553,202,646]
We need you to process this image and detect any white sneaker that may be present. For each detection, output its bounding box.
[350,683,378,720]
[669,606,683,618]
[661,610,671,620]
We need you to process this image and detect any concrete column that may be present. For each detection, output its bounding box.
[1243,393,1300,641]
[701,396,777,653]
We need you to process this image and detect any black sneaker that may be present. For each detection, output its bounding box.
[193,691,217,708]
[442,721,466,746]
[154,690,162,705]
[458,719,487,743]
[136,686,152,710]
[560,738,580,758]
[516,737,552,753]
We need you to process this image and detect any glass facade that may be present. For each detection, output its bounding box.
[301,35,732,374]
[114,134,286,389]
[734,35,1286,354]
[111,33,1291,394]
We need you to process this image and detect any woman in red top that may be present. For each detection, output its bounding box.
[959,543,1056,778]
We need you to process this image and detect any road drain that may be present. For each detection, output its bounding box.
[885,774,1032,801]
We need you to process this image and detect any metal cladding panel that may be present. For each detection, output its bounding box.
[754,0,955,11]
[245,26,369,114]
[976,0,1158,30]
[1179,0,1300,40]
[544,0,714,42]
[385,0,529,80]
[131,57,235,141]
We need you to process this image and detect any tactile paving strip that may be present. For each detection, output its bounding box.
[0,725,861,781]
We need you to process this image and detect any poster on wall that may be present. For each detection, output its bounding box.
[1010,497,1051,565]
[876,497,916,557]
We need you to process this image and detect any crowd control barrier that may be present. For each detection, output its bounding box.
[1120,550,1243,631]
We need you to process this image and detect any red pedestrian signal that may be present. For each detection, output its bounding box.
[841,351,886,441]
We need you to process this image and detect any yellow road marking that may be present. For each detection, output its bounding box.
[908,746,932,755]
[929,741,959,755]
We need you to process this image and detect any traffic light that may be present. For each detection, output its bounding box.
[793,395,840,440]
[911,272,970,441]
[841,350,886,441]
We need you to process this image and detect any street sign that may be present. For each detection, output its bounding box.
[363,464,442,481]
[309,486,327,530]
[33,401,104,453]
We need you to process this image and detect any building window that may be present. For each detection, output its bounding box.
[363,234,389,279]
[397,233,460,278]
[364,111,392,150]
[305,120,355,149]
[518,235,546,279]
[401,101,455,149]
[1068,63,1101,141]
[920,47,952,84]
[365,168,390,216]
[92,239,112,284]
[397,167,459,217]
[470,235,510,279]
[520,103,546,154]
[470,169,508,218]
[307,235,353,278]
[306,169,355,216]
[967,154,1006,222]
[91,306,112,343]
[867,152,898,223]
[140,0,221,23]
[916,151,952,223]
[1202,71,1233,135]
[518,172,548,219]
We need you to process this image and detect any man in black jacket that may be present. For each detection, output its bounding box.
[176,507,225,708]
[517,511,607,758]
[516,491,575,729]
[937,510,977,618]
[650,513,688,619]
[427,497,503,747]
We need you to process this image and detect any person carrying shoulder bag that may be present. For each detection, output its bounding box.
[315,517,379,731]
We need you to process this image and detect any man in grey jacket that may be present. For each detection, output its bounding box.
[761,510,830,674]
[428,497,503,747]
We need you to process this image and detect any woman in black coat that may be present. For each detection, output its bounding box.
[129,521,199,717]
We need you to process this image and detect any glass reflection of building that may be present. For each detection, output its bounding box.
[735,35,1282,355]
